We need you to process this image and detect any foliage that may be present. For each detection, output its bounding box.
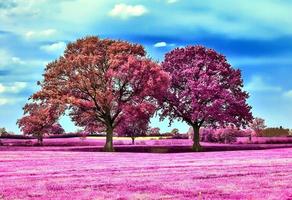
[50,123,65,135]
[17,102,64,145]
[116,103,154,144]
[170,134,188,139]
[215,128,238,143]
[32,36,169,151]
[160,46,253,151]
[147,127,161,136]
[189,127,252,143]
[249,117,266,136]
[260,127,289,137]
[170,128,179,135]
[0,127,8,137]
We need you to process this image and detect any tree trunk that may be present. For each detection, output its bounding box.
[37,134,43,146]
[192,124,202,152]
[104,125,114,152]
[131,137,135,145]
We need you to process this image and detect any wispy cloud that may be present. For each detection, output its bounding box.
[245,76,282,92]
[0,82,27,94]
[283,90,292,98]
[109,4,148,19]
[25,29,57,40]
[0,98,9,106]
[40,41,66,54]
[166,0,179,4]
[0,49,27,67]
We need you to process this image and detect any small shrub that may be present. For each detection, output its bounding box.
[171,134,188,139]
[200,128,218,142]
[200,128,238,143]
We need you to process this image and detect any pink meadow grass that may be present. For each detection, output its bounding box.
[1,145,292,199]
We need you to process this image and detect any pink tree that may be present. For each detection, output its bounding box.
[17,102,64,145]
[116,103,155,144]
[147,127,161,136]
[32,36,169,151]
[249,117,266,137]
[160,46,253,151]
[50,123,65,135]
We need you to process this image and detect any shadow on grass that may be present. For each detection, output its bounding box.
[2,143,292,153]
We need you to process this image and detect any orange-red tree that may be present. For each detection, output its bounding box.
[32,36,169,151]
[17,102,64,145]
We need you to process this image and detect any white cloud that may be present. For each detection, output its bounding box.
[1,1,292,40]
[11,57,25,65]
[283,90,292,98]
[25,29,57,40]
[0,48,46,68]
[0,50,27,67]
[0,82,27,94]
[0,48,48,83]
[153,41,175,48]
[0,84,5,93]
[10,82,27,93]
[0,98,9,106]
[167,0,179,4]
[154,42,167,47]
[40,41,66,54]
[245,76,282,92]
[0,49,11,67]
[109,4,148,19]
[0,96,23,106]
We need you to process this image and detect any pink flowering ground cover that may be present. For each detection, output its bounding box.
[1,147,292,200]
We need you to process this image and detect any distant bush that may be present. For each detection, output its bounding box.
[260,127,289,137]
[47,132,106,138]
[200,128,217,142]
[200,128,236,143]
[0,133,32,139]
[147,127,161,136]
[47,133,81,138]
[191,127,252,144]
[0,127,8,136]
[259,137,292,144]
[170,128,179,135]
[171,134,188,139]
[215,129,238,144]
[249,117,266,136]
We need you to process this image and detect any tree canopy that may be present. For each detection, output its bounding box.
[31,36,169,151]
[160,46,253,151]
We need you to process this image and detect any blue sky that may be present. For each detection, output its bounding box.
[1,0,292,134]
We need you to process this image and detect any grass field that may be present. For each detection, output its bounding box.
[1,145,292,199]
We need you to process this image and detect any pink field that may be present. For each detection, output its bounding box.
[1,146,292,199]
